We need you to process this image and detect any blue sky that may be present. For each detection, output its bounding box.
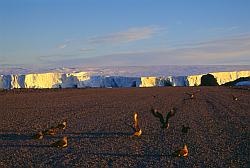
[0,0,250,67]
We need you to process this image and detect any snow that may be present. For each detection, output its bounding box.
[0,70,249,89]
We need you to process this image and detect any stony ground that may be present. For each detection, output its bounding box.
[0,87,249,167]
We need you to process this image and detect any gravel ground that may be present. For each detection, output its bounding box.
[0,87,249,167]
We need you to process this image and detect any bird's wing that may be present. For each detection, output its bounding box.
[232,95,240,99]
[166,112,171,122]
[52,141,59,147]
[150,108,157,116]
[52,139,66,147]
[151,109,165,124]
[172,149,181,157]
[156,112,165,124]
[166,108,176,121]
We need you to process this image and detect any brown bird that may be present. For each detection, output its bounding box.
[133,112,142,137]
[33,131,43,140]
[168,108,177,118]
[181,125,190,134]
[43,127,57,136]
[133,129,142,137]
[185,92,194,99]
[151,107,177,129]
[56,120,67,130]
[172,144,188,157]
[51,136,68,148]
[232,95,238,101]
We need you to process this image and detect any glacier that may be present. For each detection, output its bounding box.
[0,70,249,89]
[187,71,250,86]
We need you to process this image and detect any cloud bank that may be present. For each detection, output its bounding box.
[88,26,164,44]
[50,34,250,66]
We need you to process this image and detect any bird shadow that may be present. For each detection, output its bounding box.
[107,159,113,168]
[183,97,194,101]
[0,133,60,141]
[66,131,133,138]
[0,133,32,141]
[82,151,174,158]
[0,144,51,148]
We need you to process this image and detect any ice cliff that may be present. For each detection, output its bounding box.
[0,70,249,89]
[187,71,250,86]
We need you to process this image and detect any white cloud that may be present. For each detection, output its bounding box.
[82,34,250,65]
[57,44,67,49]
[57,39,73,49]
[42,33,250,66]
[79,48,94,53]
[198,26,239,33]
[88,26,164,44]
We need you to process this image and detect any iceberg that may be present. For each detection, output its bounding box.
[0,70,249,89]
[140,77,158,87]
[0,75,11,89]
[187,70,250,86]
[167,76,188,86]
[24,73,63,88]
[103,76,141,88]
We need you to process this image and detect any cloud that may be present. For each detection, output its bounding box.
[57,39,73,49]
[88,26,164,44]
[79,48,94,53]
[178,34,250,51]
[198,26,239,33]
[41,33,250,66]
[57,44,67,49]
[38,53,81,61]
[134,34,250,64]
[39,47,94,61]
[78,34,250,65]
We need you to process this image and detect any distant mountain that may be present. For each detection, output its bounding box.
[0,65,250,77]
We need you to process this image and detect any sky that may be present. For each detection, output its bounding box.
[0,0,250,68]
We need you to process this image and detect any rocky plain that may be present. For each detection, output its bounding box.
[0,86,249,167]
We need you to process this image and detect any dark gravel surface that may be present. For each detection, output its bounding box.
[0,87,249,167]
